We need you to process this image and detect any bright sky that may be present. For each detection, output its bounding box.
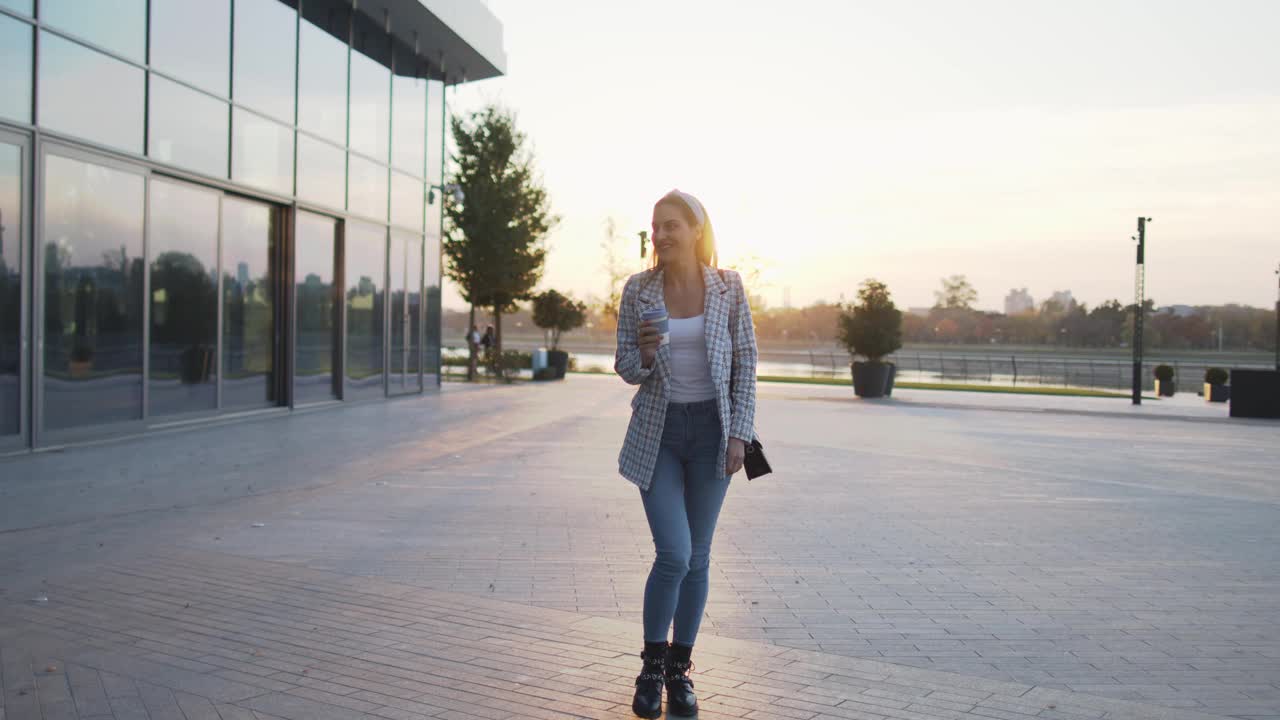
[447,0,1280,313]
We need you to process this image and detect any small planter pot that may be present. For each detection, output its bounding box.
[1155,379,1176,397]
[884,363,897,397]
[851,361,891,398]
[1204,383,1230,403]
[546,350,570,380]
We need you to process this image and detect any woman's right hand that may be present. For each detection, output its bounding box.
[638,320,661,368]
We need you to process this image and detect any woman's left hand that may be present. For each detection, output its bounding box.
[726,437,746,475]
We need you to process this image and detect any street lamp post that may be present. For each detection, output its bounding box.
[1131,217,1151,405]
[428,183,464,206]
[1274,263,1279,370]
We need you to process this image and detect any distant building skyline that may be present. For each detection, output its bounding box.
[1048,290,1077,311]
[1005,288,1035,316]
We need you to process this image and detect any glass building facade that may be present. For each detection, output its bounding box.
[0,0,504,450]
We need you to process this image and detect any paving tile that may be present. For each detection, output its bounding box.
[1,378,1275,720]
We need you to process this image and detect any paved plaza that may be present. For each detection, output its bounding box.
[1,375,1278,719]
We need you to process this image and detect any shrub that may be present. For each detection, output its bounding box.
[1204,367,1229,386]
[1154,364,1175,383]
[498,350,531,370]
[484,349,532,383]
[837,279,903,363]
[531,289,587,351]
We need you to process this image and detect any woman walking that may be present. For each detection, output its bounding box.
[615,189,758,717]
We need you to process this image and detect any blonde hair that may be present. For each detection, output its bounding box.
[651,189,718,269]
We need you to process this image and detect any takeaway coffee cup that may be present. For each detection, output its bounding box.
[640,306,670,347]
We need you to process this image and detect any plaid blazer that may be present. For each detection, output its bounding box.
[615,264,758,490]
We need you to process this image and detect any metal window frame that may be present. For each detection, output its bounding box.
[291,207,343,408]
[432,80,447,386]
[218,193,285,414]
[335,215,346,401]
[33,140,150,448]
[387,228,419,397]
[0,128,31,453]
[339,218,387,403]
[382,223,390,397]
[417,68,427,391]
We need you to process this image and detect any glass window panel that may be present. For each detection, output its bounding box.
[232,0,295,122]
[349,51,389,161]
[391,74,425,175]
[294,211,338,404]
[39,32,145,154]
[232,108,293,195]
[388,230,420,394]
[345,221,384,399]
[347,154,386,221]
[41,0,145,61]
[148,180,219,416]
[296,135,345,210]
[407,234,422,383]
[0,0,33,16]
[149,75,229,178]
[390,172,422,231]
[426,80,445,185]
[42,154,145,430]
[1,142,21,435]
[298,19,347,144]
[150,0,230,95]
[0,16,32,124]
[424,210,441,375]
[221,197,276,409]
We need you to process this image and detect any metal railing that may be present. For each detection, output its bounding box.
[806,350,1269,392]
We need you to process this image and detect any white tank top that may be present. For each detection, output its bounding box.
[666,315,716,402]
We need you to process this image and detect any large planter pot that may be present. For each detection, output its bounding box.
[1229,369,1280,419]
[546,350,570,380]
[1204,383,1230,403]
[1155,379,1175,397]
[69,359,92,379]
[884,362,897,397]
[181,345,213,384]
[851,361,891,398]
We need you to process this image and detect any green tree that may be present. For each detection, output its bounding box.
[531,289,587,351]
[838,279,903,362]
[934,274,978,310]
[598,216,639,331]
[443,105,557,369]
[722,253,772,316]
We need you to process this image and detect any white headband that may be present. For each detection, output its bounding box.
[667,189,706,226]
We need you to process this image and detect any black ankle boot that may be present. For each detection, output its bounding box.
[632,641,667,719]
[664,642,698,716]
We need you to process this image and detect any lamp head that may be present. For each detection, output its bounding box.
[427,184,466,205]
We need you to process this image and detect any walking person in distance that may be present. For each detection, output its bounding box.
[614,189,758,717]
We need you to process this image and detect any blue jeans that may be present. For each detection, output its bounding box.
[640,398,731,646]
